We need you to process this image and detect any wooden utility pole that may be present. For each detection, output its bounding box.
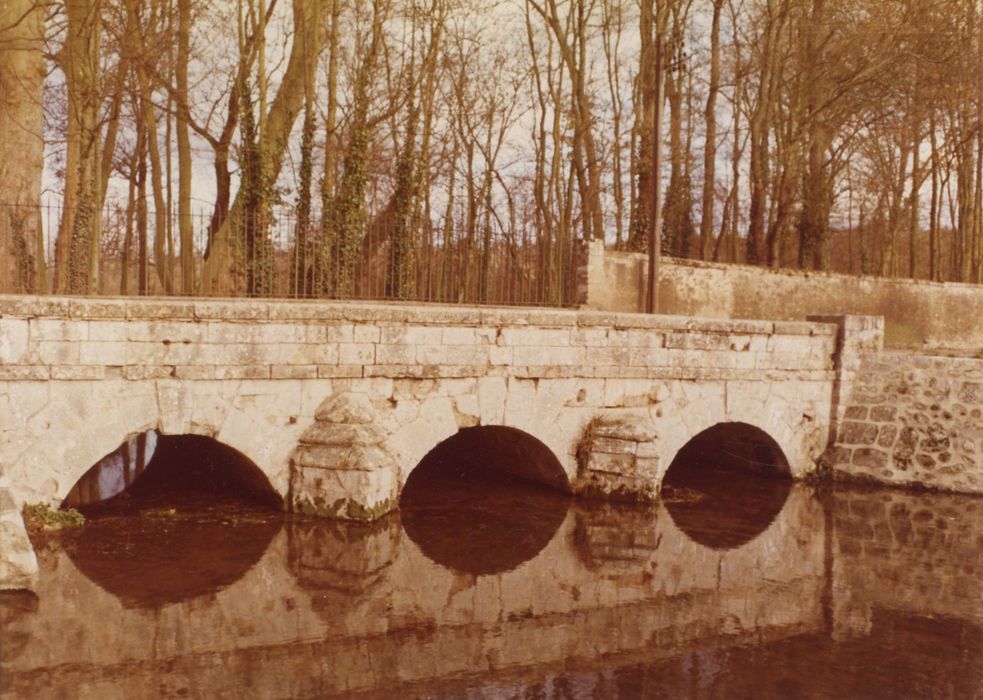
[647,32,665,314]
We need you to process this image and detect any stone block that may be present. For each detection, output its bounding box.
[0,297,70,317]
[572,328,608,347]
[665,332,731,351]
[500,328,571,347]
[316,392,376,424]
[338,343,375,365]
[272,365,319,379]
[870,406,897,422]
[307,324,354,344]
[0,319,29,364]
[173,365,217,380]
[0,365,48,380]
[29,318,87,341]
[442,327,476,345]
[587,451,636,476]
[590,413,658,442]
[417,344,489,366]
[853,447,888,469]
[317,365,363,378]
[86,320,132,341]
[122,365,174,380]
[50,365,105,381]
[294,444,391,472]
[69,299,127,319]
[300,422,387,447]
[380,325,442,345]
[353,324,381,343]
[213,365,270,380]
[513,345,584,367]
[838,421,879,445]
[193,301,268,320]
[0,500,38,591]
[586,346,632,367]
[36,340,79,365]
[125,300,196,319]
[591,437,637,455]
[844,405,869,420]
[877,424,898,448]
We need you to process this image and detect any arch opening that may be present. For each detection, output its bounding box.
[662,422,792,550]
[63,433,281,513]
[55,433,282,608]
[398,426,571,575]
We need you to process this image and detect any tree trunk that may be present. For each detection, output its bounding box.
[203,0,329,295]
[0,0,45,293]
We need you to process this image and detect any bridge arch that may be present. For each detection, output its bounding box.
[661,421,793,550]
[400,424,571,498]
[64,432,282,511]
[655,392,805,488]
[8,380,292,507]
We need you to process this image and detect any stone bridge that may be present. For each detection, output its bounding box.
[0,294,895,589]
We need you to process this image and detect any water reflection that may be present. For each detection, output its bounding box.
[64,509,282,608]
[401,469,570,575]
[399,426,571,575]
[662,422,793,549]
[4,482,982,698]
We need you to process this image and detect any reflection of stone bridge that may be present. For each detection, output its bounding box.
[1,489,828,699]
[1,296,883,587]
[4,485,980,698]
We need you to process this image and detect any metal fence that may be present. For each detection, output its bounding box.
[1,201,585,306]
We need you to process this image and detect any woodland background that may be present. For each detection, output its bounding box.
[1,0,981,303]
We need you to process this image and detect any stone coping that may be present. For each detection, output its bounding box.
[0,295,836,338]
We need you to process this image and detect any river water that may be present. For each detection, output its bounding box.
[2,464,982,699]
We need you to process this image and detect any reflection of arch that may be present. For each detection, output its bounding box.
[662,422,792,550]
[65,510,282,608]
[399,426,570,575]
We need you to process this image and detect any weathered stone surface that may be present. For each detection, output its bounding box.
[0,479,38,591]
[315,393,376,424]
[830,351,983,493]
[838,421,879,446]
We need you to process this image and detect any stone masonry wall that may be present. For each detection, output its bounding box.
[0,296,837,519]
[826,352,983,494]
[586,240,983,354]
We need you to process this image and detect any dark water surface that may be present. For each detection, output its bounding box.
[2,468,982,699]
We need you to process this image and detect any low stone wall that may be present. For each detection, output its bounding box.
[585,241,983,354]
[825,352,983,494]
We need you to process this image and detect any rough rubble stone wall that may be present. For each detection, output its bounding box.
[826,352,983,494]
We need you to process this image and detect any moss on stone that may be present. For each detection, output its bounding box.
[23,503,85,531]
[290,495,395,522]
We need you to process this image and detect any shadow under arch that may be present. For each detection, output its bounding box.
[662,422,792,550]
[59,433,282,608]
[399,425,571,576]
